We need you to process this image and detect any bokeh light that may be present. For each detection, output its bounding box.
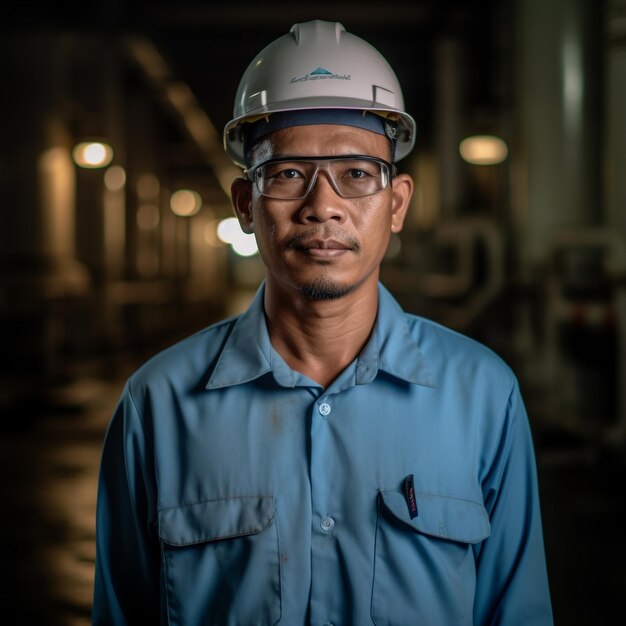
[72,142,114,168]
[459,135,508,165]
[170,189,202,217]
[104,165,126,191]
[217,217,258,257]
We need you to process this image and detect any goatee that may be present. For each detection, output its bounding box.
[298,276,357,300]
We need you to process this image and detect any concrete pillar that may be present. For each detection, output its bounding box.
[606,0,626,235]
[0,35,89,384]
[514,0,604,267]
[434,38,467,219]
[1,35,87,282]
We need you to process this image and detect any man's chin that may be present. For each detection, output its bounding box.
[297,278,356,301]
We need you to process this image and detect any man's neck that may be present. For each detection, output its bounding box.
[263,280,379,388]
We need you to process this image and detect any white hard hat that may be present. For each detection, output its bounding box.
[224,20,416,167]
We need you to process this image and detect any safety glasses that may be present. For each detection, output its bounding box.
[246,155,397,200]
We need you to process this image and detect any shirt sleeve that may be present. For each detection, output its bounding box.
[92,381,161,625]
[473,378,554,625]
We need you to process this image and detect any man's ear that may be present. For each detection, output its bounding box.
[231,177,254,234]
[390,173,413,234]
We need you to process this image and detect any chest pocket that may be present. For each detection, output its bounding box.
[372,489,490,626]
[158,496,282,626]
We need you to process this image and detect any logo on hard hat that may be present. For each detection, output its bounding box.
[290,67,351,84]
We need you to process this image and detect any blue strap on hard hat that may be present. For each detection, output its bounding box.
[243,109,397,165]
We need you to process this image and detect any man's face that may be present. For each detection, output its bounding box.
[232,123,413,300]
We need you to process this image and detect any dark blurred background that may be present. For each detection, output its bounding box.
[1,0,625,624]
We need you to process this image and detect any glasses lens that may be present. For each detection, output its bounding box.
[254,157,391,199]
[328,159,388,198]
[256,161,316,199]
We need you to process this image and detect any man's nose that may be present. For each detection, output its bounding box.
[298,170,347,224]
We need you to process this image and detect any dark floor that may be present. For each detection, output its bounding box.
[0,371,624,625]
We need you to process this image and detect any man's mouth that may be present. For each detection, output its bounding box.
[292,238,357,258]
[300,238,352,250]
[287,232,360,256]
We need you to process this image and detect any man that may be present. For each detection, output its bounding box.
[93,20,553,625]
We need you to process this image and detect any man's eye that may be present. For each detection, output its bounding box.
[264,167,304,180]
[280,169,301,179]
[348,169,368,179]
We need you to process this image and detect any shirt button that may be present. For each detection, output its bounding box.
[320,516,335,532]
[319,402,331,416]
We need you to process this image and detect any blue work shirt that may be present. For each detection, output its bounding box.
[93,283,553,625]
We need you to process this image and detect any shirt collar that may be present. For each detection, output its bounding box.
[206,284,273,389]
[206,282,436,390]
[366,283,436,387]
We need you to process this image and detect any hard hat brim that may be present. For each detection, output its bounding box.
[224,102,416,168]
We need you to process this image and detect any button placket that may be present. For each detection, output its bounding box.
[309,390,341,624]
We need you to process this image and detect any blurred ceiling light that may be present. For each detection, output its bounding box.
[216,217,242,244]
[136,203,160,230]
[104,165,126,191]
[217,217,258,257]
[459,135,508,165]
[232,238,259,257]
[136,173,160,200]
[73,141,114,168]
[170,189,202,217]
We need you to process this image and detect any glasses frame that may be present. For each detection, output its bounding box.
[246,154,398,200]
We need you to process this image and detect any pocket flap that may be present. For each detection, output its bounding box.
[379,490,490,544]
[158,496,275,546]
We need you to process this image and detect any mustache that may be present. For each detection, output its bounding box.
[285,229,360,252]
